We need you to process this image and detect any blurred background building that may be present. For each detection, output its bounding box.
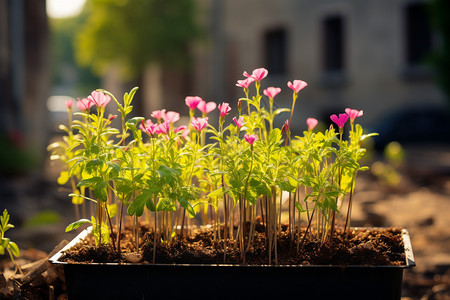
[1,0,449,178]
[0,0,449,272]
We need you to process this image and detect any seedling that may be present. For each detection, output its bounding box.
[50,68,377,264]
[0,209,22,275]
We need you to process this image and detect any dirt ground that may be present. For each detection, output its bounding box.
[1,144,450,299]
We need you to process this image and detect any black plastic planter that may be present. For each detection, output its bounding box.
[50,228,415,300]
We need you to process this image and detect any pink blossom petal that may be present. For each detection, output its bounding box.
[244,133,258,145]
[151,109,166,120]
[76,97,94,111]
[345,108,364,122]
[330,114,349,128]
[65,99,73,109]
[218,102,231,117]
[88,91,111,108]
[164,111,180,124]
[306,118,318,131]
[191,117,209,132]
[263,87,281,99]
[287,80,308,93]
[185,96,202,110]
[197,101,217,114]
[233,116,244,128]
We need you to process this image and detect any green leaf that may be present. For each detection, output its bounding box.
[9,242,19,257]
[1,237,10,248]
[207,187,227,199]
[77,176,102,188]
[158,165,181,185]
[94,180,108,202]
[126,116,145,127]
[156,198,176,212]
[65,219,91,232]
[127,192,149,216]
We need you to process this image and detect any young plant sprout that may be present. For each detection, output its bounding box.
[0,209,22,275]
[50,68,377,264]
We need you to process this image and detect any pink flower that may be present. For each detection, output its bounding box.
[233,116,244,128]
[330,114,349,129]
[191,117,209,132]
[175,125,190,139]
[164,111,180,124]
[197,101,217,114]
[287,80,308,93]
[218,103,231,117]
[185,96,202,110]
[76,98,94,111]
[263,87,281,99]
[65,99,73,109]
[244,133,258,145]
[151,109,166,120]
[140,120,159,136]
[243,68,268,81]
[306,118,318,131]
[88,91,111,108]
[236,77,255,89]
[156,121,170,135]
[345,108,364,122]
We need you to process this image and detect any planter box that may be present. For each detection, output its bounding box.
[50,227,415,300]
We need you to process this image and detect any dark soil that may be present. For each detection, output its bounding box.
[60,224,406,266]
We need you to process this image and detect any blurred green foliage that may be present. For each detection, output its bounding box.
[49,17,101,94]
[74,0,202,80]
[24,210,62,229]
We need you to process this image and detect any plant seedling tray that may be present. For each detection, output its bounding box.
[50,227,415,300]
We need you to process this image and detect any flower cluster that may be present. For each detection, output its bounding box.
[49,67,376,264]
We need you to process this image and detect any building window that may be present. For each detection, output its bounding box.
[323,15,345,72]
[405,2,432,66]
[264,28,287,75]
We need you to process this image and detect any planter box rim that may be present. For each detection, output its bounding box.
[49,226,415,269]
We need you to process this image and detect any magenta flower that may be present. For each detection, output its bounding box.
[191,117,208,132]
[345,108,364,122]
[175,125,187,133]
[218,102,231,117]
[330,114,349,129]
[287,80,308,93]
[140,119,159,136]
[151,109,166,121]
[65,99,73,109]
[164,111,180,124]
[197,100,217,114]
[175,126,190,139]
[88,91,111,108]
[76,98,94,111]
[244,133,258,145]
[244,68,268,81]
[156,121,170,135]
[263,87,281,99]
[236,77,255,89]
[185,96,202,110]
[306,118,318,131]
[233,116,244,128]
